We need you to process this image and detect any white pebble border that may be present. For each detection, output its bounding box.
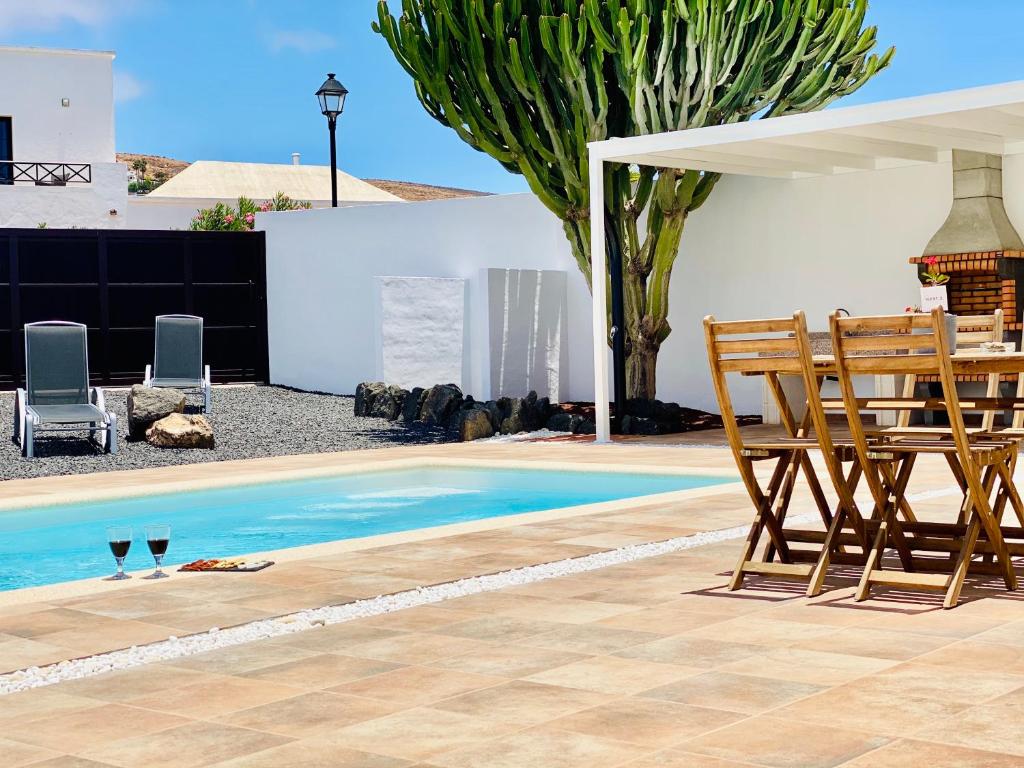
[0,512,819,696]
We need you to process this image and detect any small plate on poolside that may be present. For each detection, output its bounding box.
[179,559,274,573]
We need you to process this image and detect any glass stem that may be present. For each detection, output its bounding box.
[154,555,164,574]
[116,557,125,576]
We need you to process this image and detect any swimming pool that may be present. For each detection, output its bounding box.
[0,466,730,591]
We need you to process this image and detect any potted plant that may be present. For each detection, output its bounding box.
[919,256,949,311]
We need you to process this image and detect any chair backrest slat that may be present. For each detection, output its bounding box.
[832,308,974,458]
[153,314,203,381]
[24,321,90,406]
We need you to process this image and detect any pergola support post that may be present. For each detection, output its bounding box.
[590,154,611,443]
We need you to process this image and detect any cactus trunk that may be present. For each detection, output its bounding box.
[374,0,893,401]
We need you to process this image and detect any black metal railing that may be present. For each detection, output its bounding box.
[0,161,92,186]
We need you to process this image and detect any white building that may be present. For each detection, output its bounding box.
[128,158,403,229]
[0,46,127,229]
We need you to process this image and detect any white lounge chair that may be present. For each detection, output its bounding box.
[13,321,117,457]
[144,314,212,413]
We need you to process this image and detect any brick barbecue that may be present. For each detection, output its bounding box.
[909,151,1024,383]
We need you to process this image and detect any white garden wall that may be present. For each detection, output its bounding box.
[262,156,1024,415]
[260,194,594,400]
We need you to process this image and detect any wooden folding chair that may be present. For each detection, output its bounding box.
[831,308,1019,608]
[704,314,864,590]
[893,310,1004,434]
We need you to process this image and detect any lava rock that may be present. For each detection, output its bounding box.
[145,413,215,449]
[575,419,597,435]
[546,412,584,433]
[625,398,656,418]
[459,407,495,442]
[419,384,464,426]
[621,415,659,435]
[401,387,426,423]
[368,385,407,421]
[354,382,387,417]
[483,400,502,429]
[127,385,186,439]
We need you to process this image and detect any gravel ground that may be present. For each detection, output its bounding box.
[0,385,456,481]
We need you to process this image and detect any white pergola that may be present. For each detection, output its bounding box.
[587,80,1024,442]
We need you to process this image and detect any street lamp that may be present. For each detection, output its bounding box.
[315,72,349,208]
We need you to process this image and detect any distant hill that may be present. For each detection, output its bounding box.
[364,179,490,201]
[116,153,490,201]
[117,153,190,181]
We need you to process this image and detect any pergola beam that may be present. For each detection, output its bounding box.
[615,152,800,179]
[767,132,941,164]
[838,122,1007,155]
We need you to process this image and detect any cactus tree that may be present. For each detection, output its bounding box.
[374,1,893,399]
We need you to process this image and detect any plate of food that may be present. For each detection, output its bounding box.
[178,559,274,573]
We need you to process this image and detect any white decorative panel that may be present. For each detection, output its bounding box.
[486,268,568,402]
[375,276,465,390]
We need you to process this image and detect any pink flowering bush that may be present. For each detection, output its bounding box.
[190,193,312,231]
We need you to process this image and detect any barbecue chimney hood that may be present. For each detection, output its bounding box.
[924,150,1024,256]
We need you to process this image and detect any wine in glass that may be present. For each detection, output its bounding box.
[144,524,171,579]
[106,526,132,580]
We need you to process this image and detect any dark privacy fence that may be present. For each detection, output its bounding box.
[0,229,269,389]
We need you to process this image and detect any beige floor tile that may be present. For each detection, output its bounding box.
[523,624,665,654]
[207,741,410,768]
[428,644,588,678]
[270,623,406,653]
[912,638,1024,675]
[0,687,105,727]
[597,607,732,634]
[492,597,637,625]
[126,676,304,718]
[241,653,403,689]
[526,655,697,695]
[911,702,1024,756]
[168,638,321,675]
[345,633,492,665]
[859,662,1024,704]
[0,737,60,768]
[434,616,570,642]
[330,665,503,707]
[683,716,890,768]
[80,721,292,768]
[641,671,824,715]
[622,751,759,768]
[428,725,647,768]
[431,680,612,726]
[215,691,402,737]
[332,707,517,762]
[841,738,1024,767]
[614,636,763,668]
[57,664,218,701]
[5,703,188,753]
[716,647,896,686]
[359,606,485,632]
[22,758,122,768]
[774,683,969,738]
[791,626,956,661]
[550,698,743,747]
[0,634,73,671]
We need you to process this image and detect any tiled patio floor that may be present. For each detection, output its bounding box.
[3,435,1024,766]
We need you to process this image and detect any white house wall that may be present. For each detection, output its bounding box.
[0,162,127,228]
[0,47,125,229]
[0,47,115,161]
[262,158,1024,414]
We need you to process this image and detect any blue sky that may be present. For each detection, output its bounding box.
[1,1,1022,194]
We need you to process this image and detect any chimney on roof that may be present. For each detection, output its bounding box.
[291,152,301,166]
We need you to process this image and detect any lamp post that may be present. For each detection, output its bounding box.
[315,72,349,208]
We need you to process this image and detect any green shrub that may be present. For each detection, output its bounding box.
[190,193,312,231]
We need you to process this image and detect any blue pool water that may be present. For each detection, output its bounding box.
[0,467,729,591]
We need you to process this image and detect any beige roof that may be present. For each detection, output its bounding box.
[147,160,403,203]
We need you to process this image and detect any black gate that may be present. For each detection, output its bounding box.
[0,228,268,389]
